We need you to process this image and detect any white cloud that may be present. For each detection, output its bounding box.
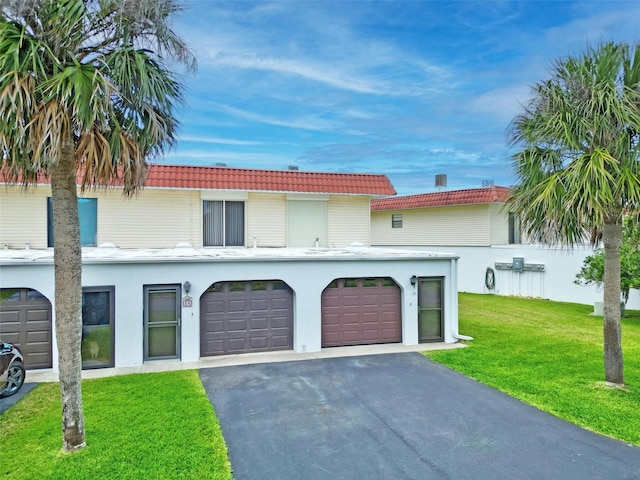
[180,135,263,146]
[164,150,294,167]
[214,103,340,132]
[469,85,531,123]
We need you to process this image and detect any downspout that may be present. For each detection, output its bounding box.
[451,257,474,341]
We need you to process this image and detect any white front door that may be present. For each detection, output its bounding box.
[287,200,327,247]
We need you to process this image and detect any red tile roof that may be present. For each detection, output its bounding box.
[3,164,396,196]
[371,186,510,211]
[143,164,396,195]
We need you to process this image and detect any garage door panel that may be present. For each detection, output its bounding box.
[228,299,248,312]
[270,316,290,328]
[250,317,268,329]
[321,278,401,347]
[204,319,225,332]
[203,339,224,354]
[0,311,20,323]
[322,296,340,308]
[227,338,248,352]
[28,352,51,367]
[270,335,289,348]
[0,289,53,369]
[249,337,268,349]
[26,330,50,344]
[362,294,382,305]
[341,296,360,307]
[362,312,380,322]
[271,297,291,309]
[26,309,50,321]
[227,318,248,332]
[200,281,293,356]
[204,300,225,314]
[1,332,20,344]
[250,299,268,310]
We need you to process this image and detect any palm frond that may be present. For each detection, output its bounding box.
[0,0,194,192]
[509,41,640,246]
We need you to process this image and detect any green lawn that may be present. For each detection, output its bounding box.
[0,370,232,479]
[426,293,640,445]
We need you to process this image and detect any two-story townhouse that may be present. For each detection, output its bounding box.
[0,164,463,375]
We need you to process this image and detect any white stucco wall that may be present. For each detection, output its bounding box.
[1,247,460,372]
[383,244,640,310]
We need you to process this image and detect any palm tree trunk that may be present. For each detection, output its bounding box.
[602,214,624,385]
[51,133,86,451]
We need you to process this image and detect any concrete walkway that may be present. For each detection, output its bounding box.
[24,342,464,383]
[201,353,640,480]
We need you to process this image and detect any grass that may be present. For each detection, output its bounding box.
[0,370,232,479]
[425,293,640,445]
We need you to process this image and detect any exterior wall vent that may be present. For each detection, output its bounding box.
[435,174,447,187]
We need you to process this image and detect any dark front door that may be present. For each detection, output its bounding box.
[418,278,444,342]
[144,285,181,360]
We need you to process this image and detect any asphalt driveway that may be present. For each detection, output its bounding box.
[0,382,38,415]
[200,352,640,480]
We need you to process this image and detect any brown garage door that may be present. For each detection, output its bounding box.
[200,280,293,356]
[0,288,53,369]
[322,277,401,347]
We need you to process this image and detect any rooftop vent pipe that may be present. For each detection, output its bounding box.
[435,174,447,187]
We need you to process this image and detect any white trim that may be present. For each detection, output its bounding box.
[286,193,329,201]
[200,190,248,201]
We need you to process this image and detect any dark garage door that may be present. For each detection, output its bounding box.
[321,277,401,347]
[200,280,293,356]
[0,288,53,369]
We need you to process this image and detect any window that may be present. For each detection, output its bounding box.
[392,214,403,228]
[47,197,97,247]
[203,200,245,246]
[81,286,115,369]
[229,281,246,292]
[509,213,521,244]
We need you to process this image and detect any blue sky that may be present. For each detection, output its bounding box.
[168,1,640,195]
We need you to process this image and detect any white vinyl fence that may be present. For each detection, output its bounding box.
[393,245,640,310]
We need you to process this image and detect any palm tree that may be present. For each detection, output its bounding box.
[0,0,194,451]
[509,42,640,386]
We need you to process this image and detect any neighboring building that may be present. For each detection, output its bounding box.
[0,164,463,374]
[371,186,518,247]
[371,186,640,310]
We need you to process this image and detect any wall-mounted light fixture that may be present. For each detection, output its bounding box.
[183,281,191,294]
[410,275,418,286]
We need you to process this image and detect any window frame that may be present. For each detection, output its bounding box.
[392,213,403,229]
[202,200,246,247]
[508,212,521,244]
[47,197,98,247]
